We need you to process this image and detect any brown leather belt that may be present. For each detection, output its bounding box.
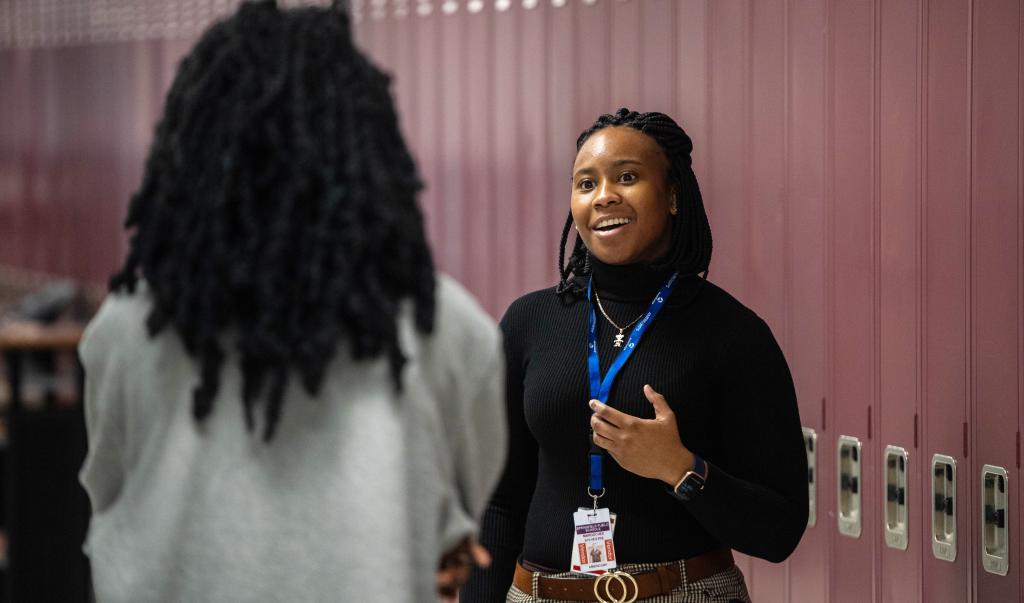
[513,549,735,602]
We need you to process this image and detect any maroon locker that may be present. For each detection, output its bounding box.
[639,0,678,116]
[785,0,831,601]
[971,1,1021,600]
[675,0,710,179]
[704,0,754,585]
[877,0,922,600]
[544,0,577,275]
[460,5,498,311]
[574,0,610,133]
[829,0,879,601]
[608,0,642,112]
[703,0,748,301]
[517,0,552,296]
[921,0,973,600]
[490,3,525,313]
[745,0,790,598]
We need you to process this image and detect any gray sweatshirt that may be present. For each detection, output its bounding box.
[79,274,507,603]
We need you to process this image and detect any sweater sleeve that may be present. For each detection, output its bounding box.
[441,330,509,551]
[679,317,809,562]
[77,299,128,517]
[461,304,538,602]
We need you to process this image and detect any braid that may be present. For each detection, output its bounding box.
[557,108,713,296]
[110,0,436,441]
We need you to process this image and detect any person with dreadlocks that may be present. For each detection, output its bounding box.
[77,2,505,601]
[463,109,808,603]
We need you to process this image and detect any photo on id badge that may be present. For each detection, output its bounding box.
[571,507,618,574]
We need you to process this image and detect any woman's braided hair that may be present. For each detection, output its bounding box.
[109,0,435,440]
[555,108,712,296]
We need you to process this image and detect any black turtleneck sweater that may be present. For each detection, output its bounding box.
[462,259,808,601]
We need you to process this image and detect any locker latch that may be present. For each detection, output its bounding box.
[837,435,862,538]
[884,445,909,550]
[981,465,1009,576]
[931,454,957,562]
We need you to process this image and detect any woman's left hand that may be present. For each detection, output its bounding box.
[590,384,694,485]
[436,537,490,602]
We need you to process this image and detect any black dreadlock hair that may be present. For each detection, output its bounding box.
[109,0,436,441]
[555,108,713,296]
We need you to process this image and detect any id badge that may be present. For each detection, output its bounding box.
[570,507,617,574]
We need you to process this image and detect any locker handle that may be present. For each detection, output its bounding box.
[931,455,957,562]
[981,464,1009,575]
[837,436,862,538]
[883,445,909,550]
[887,485,905,505]
[984,505,1005,529]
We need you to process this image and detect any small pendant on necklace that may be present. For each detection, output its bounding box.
[613,331,625,348]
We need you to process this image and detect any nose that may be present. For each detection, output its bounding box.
[593,180,621,208]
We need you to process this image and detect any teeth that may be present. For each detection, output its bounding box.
[595,217,632,230]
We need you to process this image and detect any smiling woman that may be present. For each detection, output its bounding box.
[463,109,809,603]
[570,127,676,266]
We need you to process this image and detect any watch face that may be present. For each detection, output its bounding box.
[675,473,706,500]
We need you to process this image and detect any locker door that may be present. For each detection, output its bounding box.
[745,0,789,599]
[785,1,830,601]
[877,0,922,600]
[971,1,1021,600]
[830,1,878,601]
[704,0,755,585]
[921,1,971,601]
[463,0,498,313]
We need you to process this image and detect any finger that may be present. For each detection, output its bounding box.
[436,566,462,584]
[591,414,619,439]
[592,429,616,450]
[435,566,470,589]
[589,399,632,428]
[643,384,674,419]
[470,543,491,568]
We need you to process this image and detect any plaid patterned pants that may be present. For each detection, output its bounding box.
[505,561,751,603]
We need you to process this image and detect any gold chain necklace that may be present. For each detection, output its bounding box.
[592,288,646,348]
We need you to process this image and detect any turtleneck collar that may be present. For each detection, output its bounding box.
[588,255,678,302]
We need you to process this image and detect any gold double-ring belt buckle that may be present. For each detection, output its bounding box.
[592,571,639,603]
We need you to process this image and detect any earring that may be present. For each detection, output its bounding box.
[583,250,591,273]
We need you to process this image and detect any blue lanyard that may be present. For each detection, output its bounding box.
[587,272,679,493]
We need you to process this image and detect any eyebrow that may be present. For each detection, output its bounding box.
[572,159,644,179]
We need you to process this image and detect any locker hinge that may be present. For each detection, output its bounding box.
[963,422,969,458]
[913,413,919,448]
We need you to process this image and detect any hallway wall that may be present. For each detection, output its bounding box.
[0,2,1020,600]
